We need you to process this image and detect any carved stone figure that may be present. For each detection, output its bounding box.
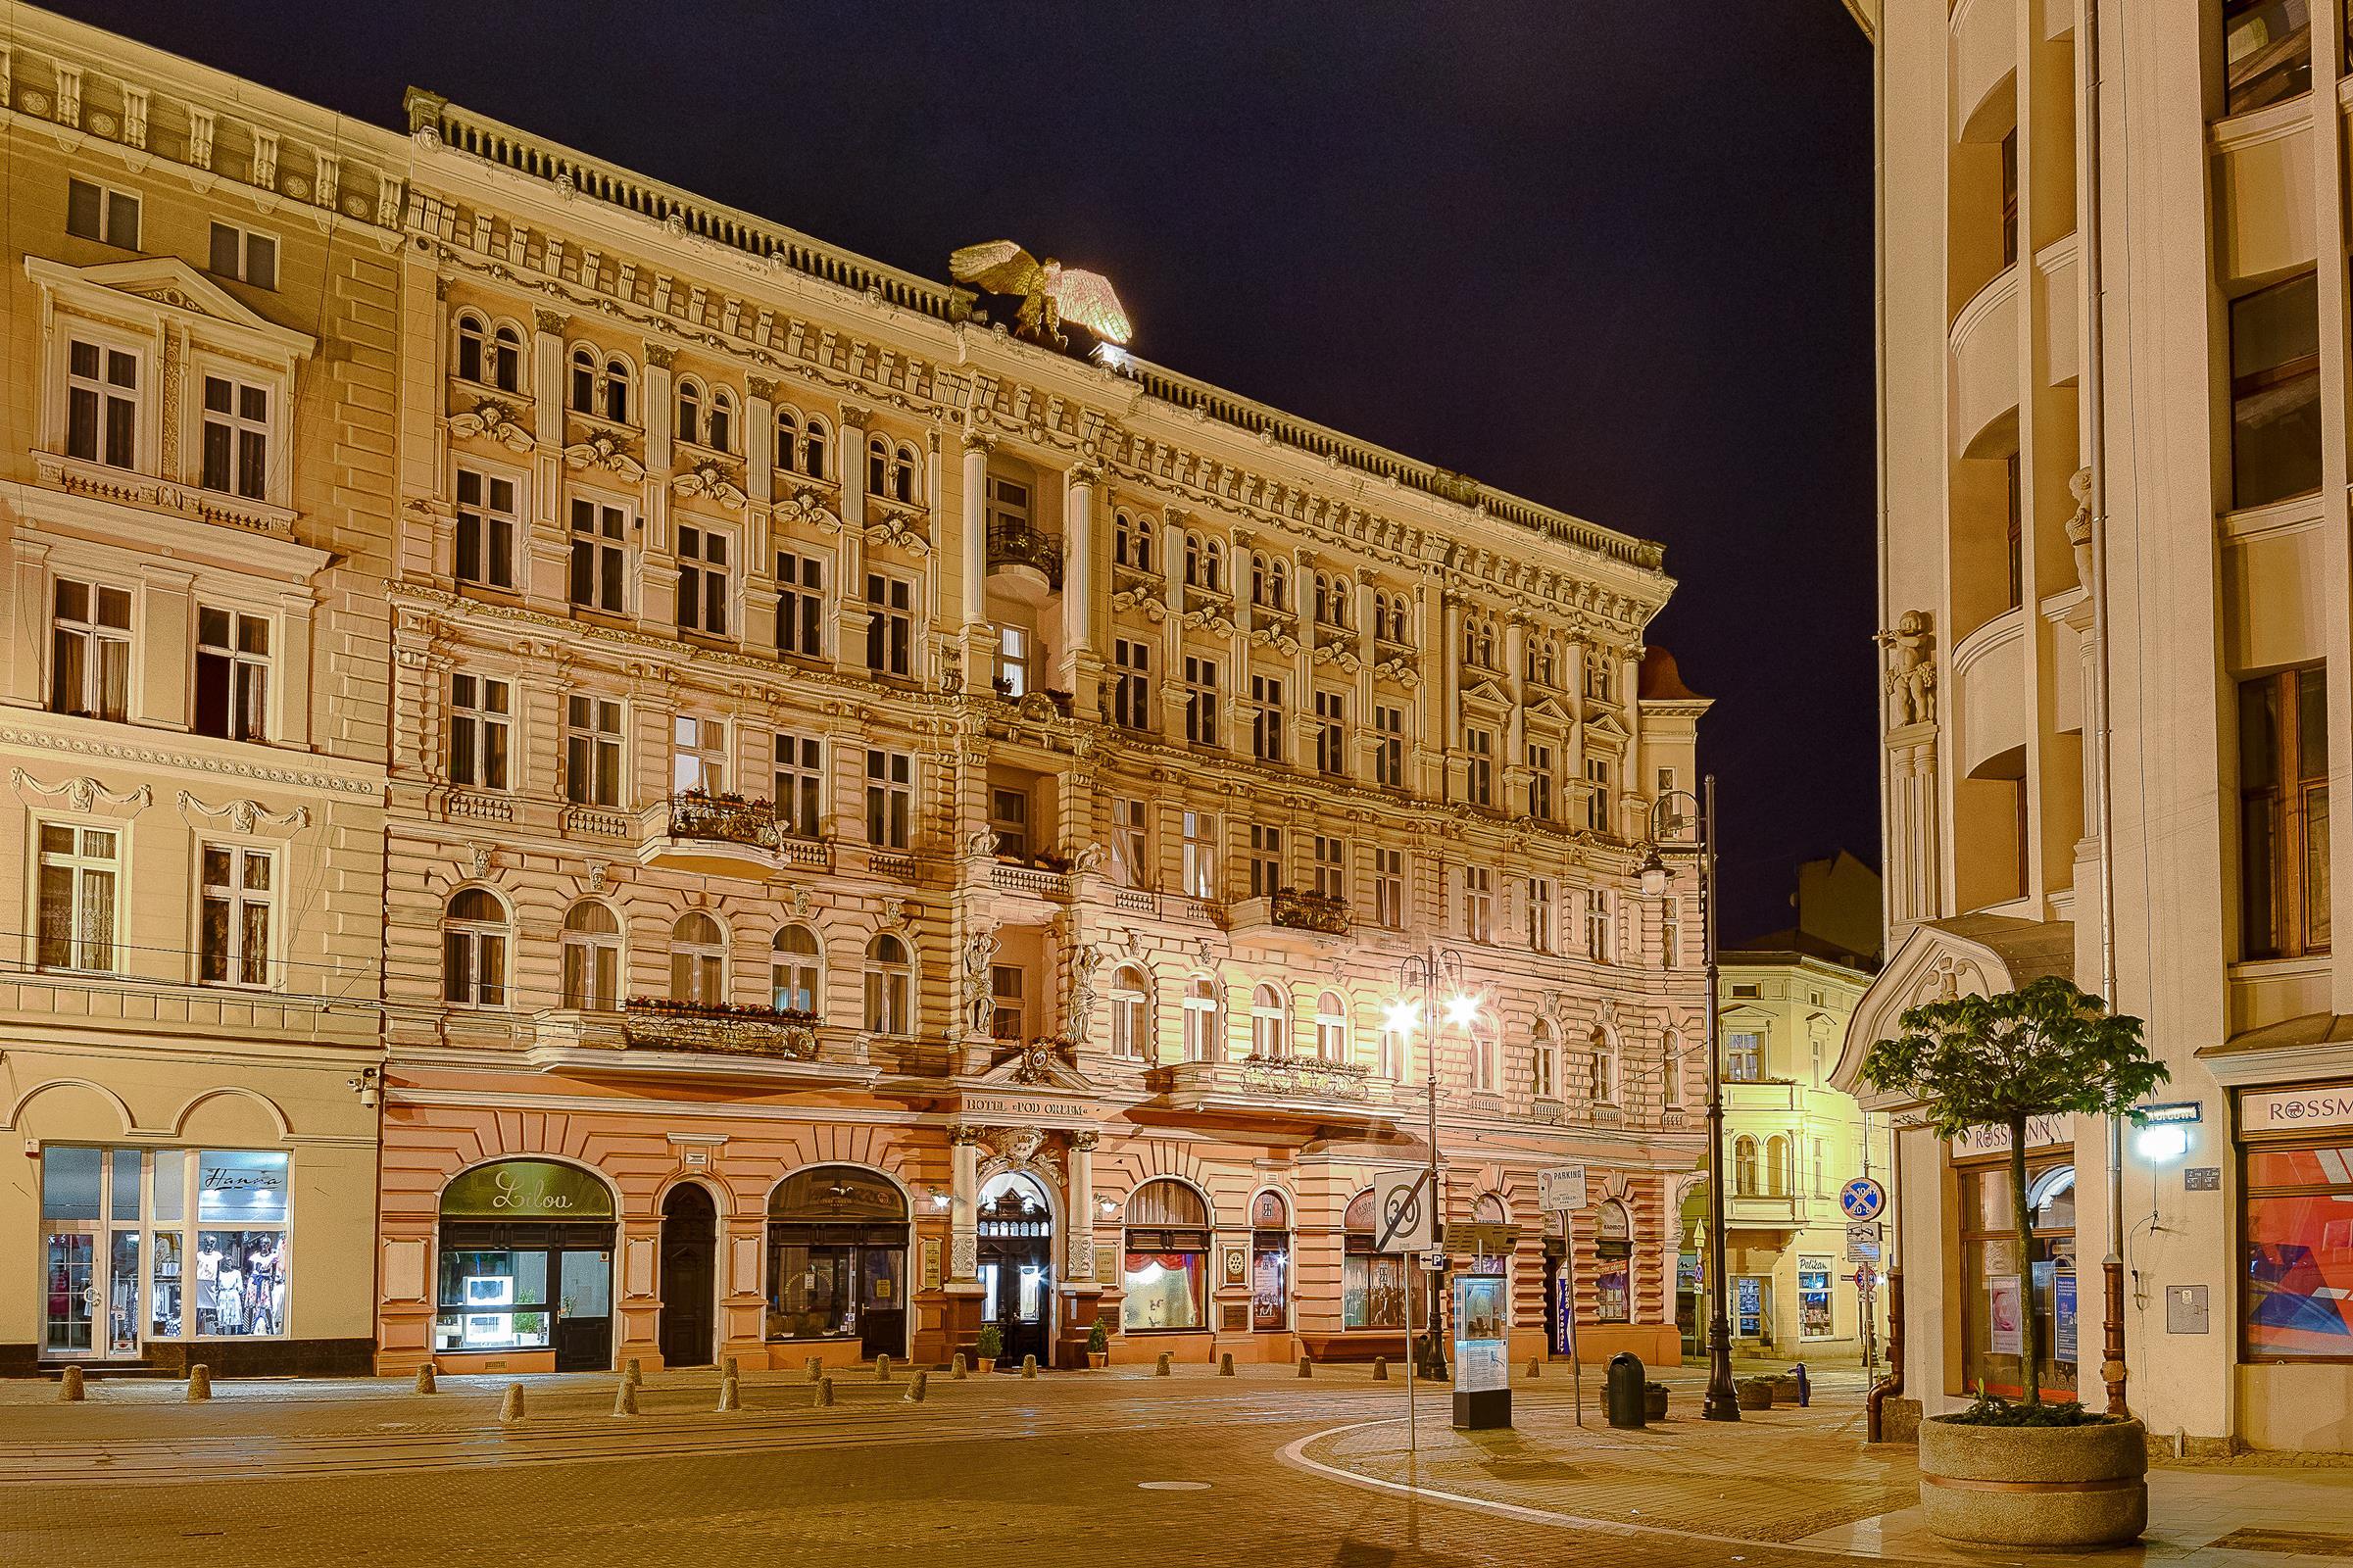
[963,927,1001,1036]
[1065,945,1105,1040]
[1875,610,1937,728]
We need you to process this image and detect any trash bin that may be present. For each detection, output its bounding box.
[1605,1351,1647,1430]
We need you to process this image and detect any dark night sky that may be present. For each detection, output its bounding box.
[55,1,1880,942]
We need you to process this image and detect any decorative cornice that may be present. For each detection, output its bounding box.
[0,728,381,797]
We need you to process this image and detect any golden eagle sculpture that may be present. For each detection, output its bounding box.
[950,240,1132,349]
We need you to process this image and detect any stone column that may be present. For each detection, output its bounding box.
[1061,462,1099,695]
[1503,615,1530,813]
[950,1125,982,1282]
[1066,1130,1099,1284]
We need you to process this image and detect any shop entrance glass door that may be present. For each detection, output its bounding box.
[556,1247,613,1372]
[43,1231,96,1354]
[39,1146,149,1360]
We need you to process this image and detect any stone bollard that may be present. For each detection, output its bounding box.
[622,1357,643,1387]
[875,1353,892,1382]
[721,1354,739,1380]
[1218,1352,1235,1377]
[951,1352,967,1381]
[814,1376,835,1408]
[613,1378,639,1417]
[499,1384,526,1423]
[717,1370,741,1412]
[1526,1358,1541,1379]
[905,1370,929,1404]
[1154,1351,1172,1377]
[58,1365,85,1402]
[186,1365,212,1402]
[1021,1355,1038,1379]
[416,1363,439,1395]
[1298,1355,1313,1379]
[1373,1357,1388,1382]
[805,1355,824,1383]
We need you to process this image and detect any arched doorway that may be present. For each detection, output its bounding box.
[659,1185,717,1368]
[766,1164,909,1360]
[977,1171,1054,1369]
[434,1158,616,1372]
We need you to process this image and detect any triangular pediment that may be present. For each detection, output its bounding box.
[1459,674,1511,710]
[26,255,316,360]
[1582,710,1631,744]
[1834,913,2075,1099]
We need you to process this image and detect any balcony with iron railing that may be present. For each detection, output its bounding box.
[526,1000,878,1087]
[637,792,829,878]
[1227,888,1351,943]
[986,520,1064,591]
[1145,1052,1396,1128]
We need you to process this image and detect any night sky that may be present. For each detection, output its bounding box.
[54,2,1879,944]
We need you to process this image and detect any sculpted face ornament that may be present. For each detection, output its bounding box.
[950,240,1132,350]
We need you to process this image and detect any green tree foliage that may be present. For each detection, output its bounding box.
[1861,975,2166,1405]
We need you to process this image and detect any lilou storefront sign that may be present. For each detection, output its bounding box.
[440,1159,614,1220]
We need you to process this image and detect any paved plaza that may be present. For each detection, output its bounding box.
[1,1361,2347,1567]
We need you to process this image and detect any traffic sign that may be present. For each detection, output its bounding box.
[1838,1176,1887,1222]
[1538,1164,1588,1213]
[1375,1171,1436,1253]
[1844,1220,1883,1264]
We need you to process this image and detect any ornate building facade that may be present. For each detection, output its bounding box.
[373,94,1711,1375]
[0,11,408,1374]
[1844,1,2353,1451]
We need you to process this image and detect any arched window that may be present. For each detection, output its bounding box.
[1115,511,1153,571]
[1464,615,1495,669]
[1343,1188,1408,1330]
[1184,533,1222,593]
[561,901,621,1010]
[1250,983,1289,1058]
[802,416,830,481]
[1314,991,1348,1061]
[1531,1019,1559,1100]
[1734,1136,1761,1196]
[569,346,598,414]
[442,887,508,1006]
[866,433,890,497]
[1251,554,1289,610]
[1109,964,1150,1060]
[1182,976,1219,1061]
[1473,1193,1508,1226]
[864,932,912,1035]
[892,443,918,503]
[1122,1179,1211,1333]
[669,911,726,1005]
[775,408,802,475]
[1589,1029,1618,1104]
[491,323,522,392]
[708,388,734,453]
[676,378,705,447]
[1766,1135,1792,1197]
[603,357,632,423]
[456,313,488,385]
[771,925,821,1016]
[767,1165,908,1348]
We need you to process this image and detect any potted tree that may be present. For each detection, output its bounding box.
[1862,975,2166,1550]
[973,1323,1002,1376]
[1086,1319,1110,1370]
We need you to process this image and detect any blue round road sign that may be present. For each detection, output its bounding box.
[1838,1177,1886,1221]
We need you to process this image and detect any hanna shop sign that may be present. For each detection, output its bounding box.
[440,1160,614,1220]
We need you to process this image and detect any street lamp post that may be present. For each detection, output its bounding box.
[1638,773,1739,1423]
[1395,945,1469,1381]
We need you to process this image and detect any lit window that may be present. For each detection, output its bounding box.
[673,715,727,797]
[669,912,727,1005]
[35,823,119,973]
[771,926,822,1015]
[197,844,273,988]
[449,673,512,791]
[49,578,130,721]
[1250,983,1289,1058]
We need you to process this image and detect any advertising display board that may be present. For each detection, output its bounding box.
[1451,1272,1511,1429]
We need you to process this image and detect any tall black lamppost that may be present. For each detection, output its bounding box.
[1392,946,1474,1381]
[1636,774,1739,1423]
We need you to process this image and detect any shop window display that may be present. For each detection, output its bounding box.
[765,1165,908,1357]
[1122,1178,1211,1333]
[1595,1200,1632,1323]
[1958,1159,2077,1399]
[1341,1188,1410,1330]
[1799,1257,1834,1338]
[433,1160,618,1370]
[1250,1190,1292,1331]
[2243,1140,2353,1358]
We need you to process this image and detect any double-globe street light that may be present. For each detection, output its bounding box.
[1634,773,1740,1423]
[1385,946,1479,1381]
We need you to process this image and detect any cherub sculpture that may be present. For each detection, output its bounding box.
[1876,610,1936,728]
[950,241,1132,349]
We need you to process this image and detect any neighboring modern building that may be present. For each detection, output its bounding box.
[1695,858,1887,1365]
[0,12,408,1374]
[1844,1,2353,1451]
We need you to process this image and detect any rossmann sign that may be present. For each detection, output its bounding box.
[2241,1085,2353,1139]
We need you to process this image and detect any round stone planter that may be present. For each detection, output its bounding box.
[1918,1416,2147,1549]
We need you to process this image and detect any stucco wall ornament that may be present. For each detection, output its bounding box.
[174,792,311,834]
[10,769,150,813]
[448,399,533,453]
[866,508,930,555]
[774,488,843,533]
[671,461,747,509]
[1876,611,1936,729]
[562,432,647,482]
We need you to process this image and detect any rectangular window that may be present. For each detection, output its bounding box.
[1586,757,1612,833]
[2231,272,2323,510]
[2004,451,2024,612]
[1662,898,1683,968]
[1586,888,1614,963]
[1315,690,1347,777]
[2224,0,2312,117]
[1181,810,1217,899]
[987,474,1030,533]
[65,339,138,469]
[449,673,512,791]
[997,625,1030,698]
[772,732,824,838]
[1374,704,1404,789]
[864,573,913,678]
[673,715,726,796]
[66,177,139,248]
[991,786,1030,859]
[1251,673,1286,763]
[564,695,623,808]
[1465,727,1494,808]
[1464,866,1493,943]
[1724,1031,1762,1083]
[676,524,731,636]
[1374,848,1405,929]
[1112,798,1150,888]
[193,606,269,743]
[454,468,517,591]
[198,843,273,987]
[1184,656,1220,748]
[1998,128,2018,269]
[991,965,1026,1042]
[1113,639,1152,731]
[2240,664,2330,959]
[199,376,270,500]
[208,221,277,290]
[1343,1253,1409,1330]
[1528,743,1553,821]
[49,578,131,721]
[1526,877,1554,952]
[866,749,912,849]
[1248,823,1283,900]
[1312,835,1345,900]
[1798,1258,1834,1339]
[2244,1138,2353,1360]
[568,498,629,613]
[36,823,118,972]
[775,550,825,658]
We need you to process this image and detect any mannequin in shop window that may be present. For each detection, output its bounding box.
[194,1237,225,1334]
